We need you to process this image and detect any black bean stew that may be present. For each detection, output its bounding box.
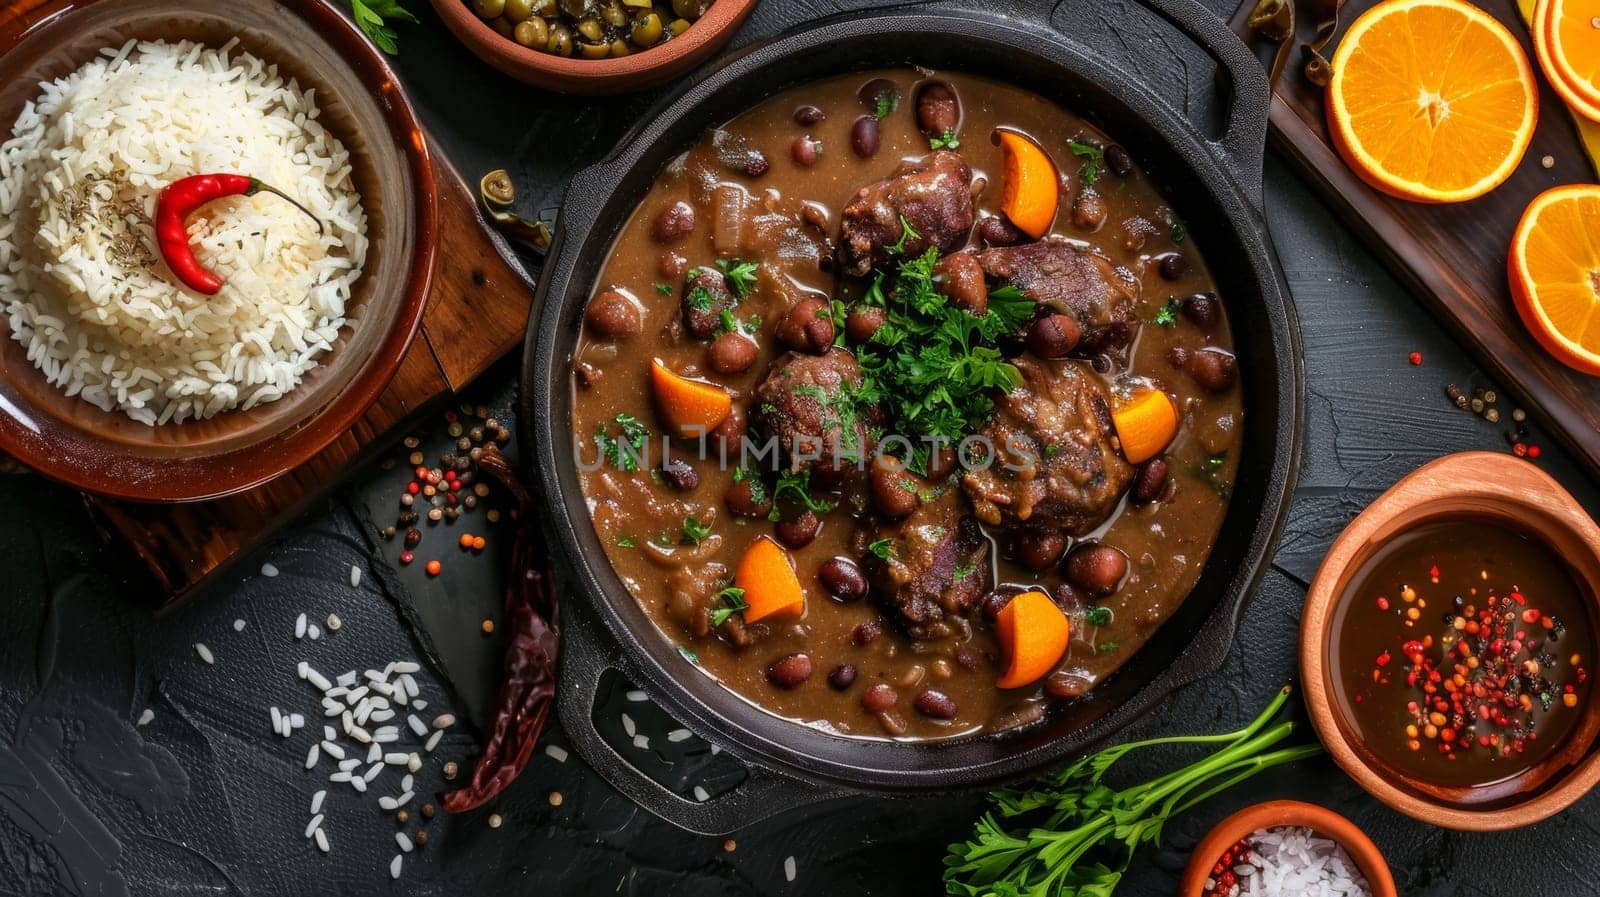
[571,69,1242,739]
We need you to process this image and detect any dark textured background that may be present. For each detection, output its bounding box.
[4,0,1599,894]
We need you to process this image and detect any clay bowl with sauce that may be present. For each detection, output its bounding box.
[1179,800,1396,897]
[1303,451,1600,830]
[428,0,758,95]
[0,0,435,502]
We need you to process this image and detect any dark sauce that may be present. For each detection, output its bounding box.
[1332,519,1594,789]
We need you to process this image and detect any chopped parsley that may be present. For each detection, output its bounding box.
[853,248,1034,446]
[1067,139,1104,187]
[885,214,920,255]
[929,129,961,150]
[1099,641,1121,652]
[1172,221,1188,244]
[874,90,899,120]
[953,562,977,581]
[654,281,674,296]
[685,284,716,312]
[732,467,770,505]
[594,413,649,471]
[767,469,837,522]
[716,309,760,336]
[1043,444,1061,459]
[616,536,637,548]
[1084,606,1113,627]
[868,538,894,559]
[1152,298,1182,327]
[715,258,759,298]
[681,516,712,546]
[709,586,749,627]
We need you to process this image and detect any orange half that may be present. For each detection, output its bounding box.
[995,129,1059,239]
[1509,185,1600,375]
[1534,0,1600,122]
[995,590,1070,689]
[1328,0,1538,203]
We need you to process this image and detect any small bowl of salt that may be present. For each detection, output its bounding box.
[1179,800,1396,897]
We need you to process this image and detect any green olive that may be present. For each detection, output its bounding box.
[608,38,631,56]
[561,0,588,16]
[574,15,602,41]
[547,22,574,55]
[503,0,535,21]
[670,0,703,19]
[532,0,557,13]
[490,15,515,37]
[578,40,611,58]
[513,17,549,46]
[601,1,627,27]
[473,0,507,18]
[629,12,663,46]
[668,16,691,34]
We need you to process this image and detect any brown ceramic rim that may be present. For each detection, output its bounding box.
[1178,799,1397,897]
[0,0,437,503]
[1301,451,1600,830]
[428,0,758,94]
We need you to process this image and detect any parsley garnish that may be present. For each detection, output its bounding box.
[715,258,759,298]
[616,536,637,548]
[930,129,961,150]
[1099,641,1121,652]
[594,413,649,471]
[1067,139,1104,187]
[709,586,749,627]
[1153,298,1182,327]
[1044,444,1061,459]
[654,281,673,296]
[1172,221,1188,243]
[716,309,759,336]
[686,285,715,312]
[731,467,771,506]
[681,516,712,546]
[874,91,899,120]
[1084,605,1112,627]
[885,214,921,255]
[766,469,837,522]
[349,0,416,55]
[868,538,894,559]
[853,249,1033,446]
[953,563,977,581]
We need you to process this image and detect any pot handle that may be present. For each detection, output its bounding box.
[1116,0,1271,212]
[556,597,840,835]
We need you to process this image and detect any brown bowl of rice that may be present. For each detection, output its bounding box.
[0,0,435,501]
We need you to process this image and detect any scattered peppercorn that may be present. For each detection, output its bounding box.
[1408,351,1422,365]
[548,791,563,807]
[414,830,429,847]
[724,839,737,852]
[400,550,415,565]
[443,761,459,780]
[488,813,503,829]
[426,560,442,577]
[1528,445,1542,459]
[422,803,435,819]
[482,619,495,634]
[396,809,410,824]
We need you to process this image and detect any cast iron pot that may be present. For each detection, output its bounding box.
[521,0,1303,834]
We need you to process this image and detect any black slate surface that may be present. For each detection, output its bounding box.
[4,0,1600,894]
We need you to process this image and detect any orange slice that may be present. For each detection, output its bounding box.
[1509,185,1600,375]
[994,129,1059,239]
[735,536,806,623]
[649,359,732,439]
[1327,0,1538,203]
[1534,0,1600,122]
[995,590,1071,689]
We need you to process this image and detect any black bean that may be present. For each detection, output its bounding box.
[870,460,919,519]
[1045,671,1093,700]
[1130,458,1169,505]
[979,589,1019,623]
[1190,348,1237,393]
[1182,292,1219,327]
[660,457,700,491]
[1017,530,1068,571]
[1104,144,1135,178]
[777,297,835,354]
[584,290,640,339]
[845,306,886,343]
[856,77,898,112]
[914,689,959,720]
[651,201,695,243]
[1071,190,1107,230]
[743,151,770,178]
[1158,252,1188,281]
[775,511,821,549]
[875,710,908,736]
[819,557,869,602]
[725,478,771,518]
[851,620,882,646]
[1063,543,1128,596]
[915,81,960,137]
[706,332,757,375]
[791,136,820,167]
[404,528,421,548]
[952,647,980,670]
[766,653,813,689]
[828,664,858,690]
[1166,345,1191,369]
[978,214,1028,247]
[710,404,746,456]
[794,104,826,125]
[1025,314,1081,359]
[851,115,880,158]
[860,682,898,712]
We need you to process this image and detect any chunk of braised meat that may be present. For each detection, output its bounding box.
[681,265,737,340]
[961,357,1133,539]
[839,151,975,277]
[975,237,1139,358]
[933,250,987,313]
[861,489,990,640]
[750,348,870,474]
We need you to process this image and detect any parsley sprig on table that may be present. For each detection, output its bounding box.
[854,249,1034,446]
[349,0,416,54]
[943,687,1321,897]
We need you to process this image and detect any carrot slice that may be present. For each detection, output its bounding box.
[650,359,732,439]
[735,535,806,623]
[995,129,1059,239]
[1111,388,1178,464]
[995,590,1070,689]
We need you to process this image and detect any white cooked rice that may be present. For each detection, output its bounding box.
[0,38,367,425]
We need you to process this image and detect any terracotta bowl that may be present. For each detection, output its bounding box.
[428,0,758,94]
[0,0,436,503]
[1179,800,1397,897]
[1301,451,1600,830]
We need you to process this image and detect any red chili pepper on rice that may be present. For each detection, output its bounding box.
[154,173,321,295]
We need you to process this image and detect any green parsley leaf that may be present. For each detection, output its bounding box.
[349,0,415,54]
[686,285,715,312]
[874,90,899,120]
[709,586,749,628]
[953,563,977,581]
[681,516,712,546]
[654,281,673,296]
[929,129,961,150]
[1099,641,1121,652]
[616,536,637,548]
[715,258,759,298]
[1172,221,1188,243]
[594,413,649,472]
[1153,298,1182,327]
[766,469,837,522]
[1067,139,1104,187]
[868,538,894,559]
[885,214,921,255]
[1084,605,1112,627]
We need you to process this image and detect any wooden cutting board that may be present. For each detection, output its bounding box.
[1229,0,1600,477]
[76,145,535,600]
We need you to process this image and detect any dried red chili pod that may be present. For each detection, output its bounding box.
[155,173,322,295]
